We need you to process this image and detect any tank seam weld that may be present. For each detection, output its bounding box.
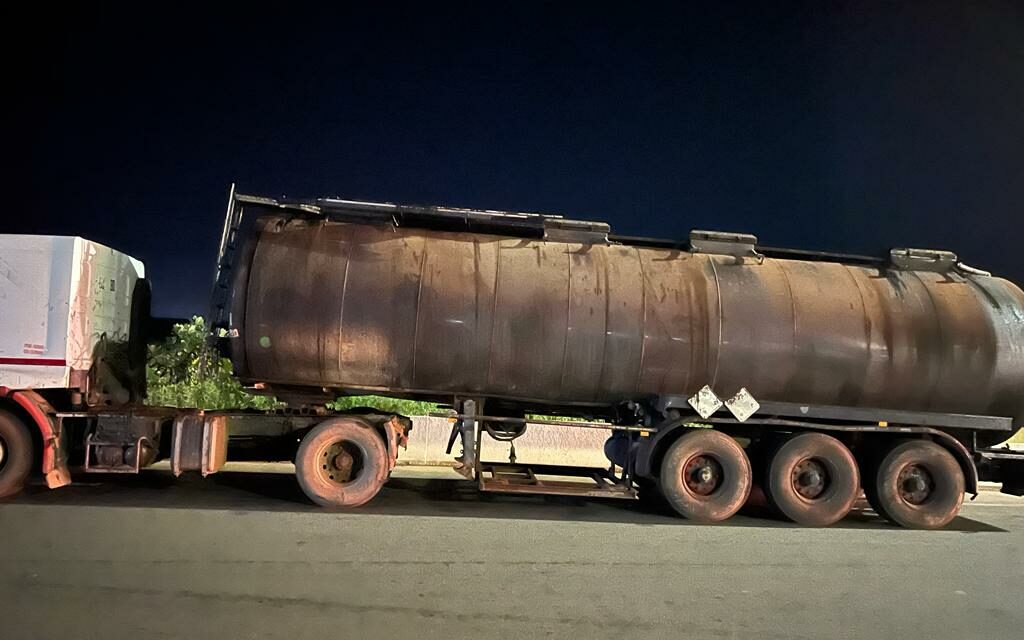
[336,243,351,379]
[840,263,871,407]
[636,246,648,394]
[912,270,946,414]
[315,223,326,383]
[410,240,428,386]
[775,262,798,394]
[709,258,723,389]
[558,247,572,396]
[597,248,612,396]
[485,240,502,388]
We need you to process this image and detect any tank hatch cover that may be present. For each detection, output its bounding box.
[890,248,958,273]
[690,230,763,261]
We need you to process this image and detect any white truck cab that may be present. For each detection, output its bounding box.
[0,235,146,400]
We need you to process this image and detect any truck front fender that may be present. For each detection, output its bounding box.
[0,387,71,488]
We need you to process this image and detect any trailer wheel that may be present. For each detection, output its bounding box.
[764,433,859,527]
[659,430,751,523]
[295,418,388,508]
[0,410,34,499]
[867,440,964,529]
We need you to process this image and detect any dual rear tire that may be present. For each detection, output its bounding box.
[659,430,752,523]
[771,436,964,529]
[764,432,860,527]
[656,430,860,526]
[654,429,965,529]
[865,440,964,530]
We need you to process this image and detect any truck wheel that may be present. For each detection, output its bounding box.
[0,410,34,499]
[659,430,751,523]
[295,418,388,508]
[866,440,964,529]
[765,433,859,527]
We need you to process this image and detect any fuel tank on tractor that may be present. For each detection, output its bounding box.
[224,209,1024,436]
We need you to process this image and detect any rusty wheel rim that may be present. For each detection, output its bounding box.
[682,454,724,498]
[317,439,365,486]
[897,463,935,506]
[791,457,829,501]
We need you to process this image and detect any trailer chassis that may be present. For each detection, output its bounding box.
[435,393,1023,507]
[2,385,1020,527]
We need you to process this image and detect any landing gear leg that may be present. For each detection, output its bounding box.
[452,399,481,480]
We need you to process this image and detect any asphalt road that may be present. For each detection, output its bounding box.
[1,464,1022,640]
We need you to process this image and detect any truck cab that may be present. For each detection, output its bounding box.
[0,235,149,494]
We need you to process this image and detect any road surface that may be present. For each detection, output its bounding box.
[1,464,1021,639]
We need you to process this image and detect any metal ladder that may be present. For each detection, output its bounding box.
[207,183,244,333]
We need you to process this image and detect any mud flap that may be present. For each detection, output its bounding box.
[383,415,411,472]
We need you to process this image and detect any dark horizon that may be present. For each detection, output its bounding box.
[10,2,1024,318]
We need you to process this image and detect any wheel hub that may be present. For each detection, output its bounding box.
[898,464,934,505]
[683,455,723,497]
[791,458,829,500]
[0,437,6,470]
[320,440,362,485]
[332,450,355,478]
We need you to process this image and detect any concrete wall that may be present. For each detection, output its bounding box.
[400,416,610,467]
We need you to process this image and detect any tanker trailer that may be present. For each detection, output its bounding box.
[210,191,1024,528]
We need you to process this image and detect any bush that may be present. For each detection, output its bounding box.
[146,317,280,410]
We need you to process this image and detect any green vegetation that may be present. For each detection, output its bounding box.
[146,317,280,410]
[525,414,594,423]
[146,317,436,415]
[329,395,440,415]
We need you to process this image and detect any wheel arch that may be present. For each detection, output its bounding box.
[634,418,695,480]
[0,387,71,488]
[873,429,979,497]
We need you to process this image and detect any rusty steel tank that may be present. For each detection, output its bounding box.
[225,204,1024,431]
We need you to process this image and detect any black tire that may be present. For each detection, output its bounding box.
[635,477,665,508]
[764,432,859,527]
[0,410,34,499]
[295,418,389,508]
[659,430,751,523]
[867,440,964,530]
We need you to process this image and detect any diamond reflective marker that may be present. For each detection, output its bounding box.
[725,388,760,422]
[688,385,723,419]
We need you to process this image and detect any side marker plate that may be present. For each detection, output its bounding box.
[725,388,760,423]
[688,385,723,419]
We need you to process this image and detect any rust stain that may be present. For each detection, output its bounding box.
[230,216,1024,427]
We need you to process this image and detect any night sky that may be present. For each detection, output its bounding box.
[11,2,1024,318]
